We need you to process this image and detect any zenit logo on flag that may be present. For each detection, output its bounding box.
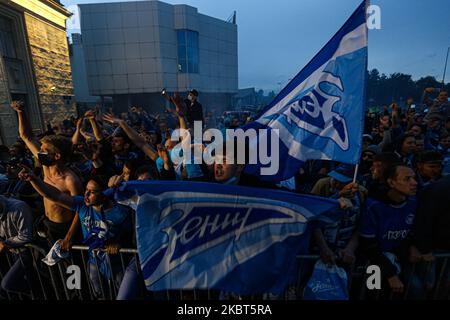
[117,181,339,295]
[243,0,368,182]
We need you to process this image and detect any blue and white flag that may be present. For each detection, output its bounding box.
[117,181,339,295]
[244,1,368,182]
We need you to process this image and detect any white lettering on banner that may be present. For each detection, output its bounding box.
[179,209,252,245]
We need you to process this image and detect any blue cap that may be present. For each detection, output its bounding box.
[328,164,355,184]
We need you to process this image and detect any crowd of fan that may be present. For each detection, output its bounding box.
[0,87,449,300]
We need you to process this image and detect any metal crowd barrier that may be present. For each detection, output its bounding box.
[0,244,448,300]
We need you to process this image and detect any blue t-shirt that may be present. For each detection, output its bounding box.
[71,196,132,242]
[360,197,416,252]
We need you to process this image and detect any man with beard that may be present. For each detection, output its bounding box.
[358,145,380,189]
[366,153,402,201]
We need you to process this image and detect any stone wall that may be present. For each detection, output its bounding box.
[24,13,77,126]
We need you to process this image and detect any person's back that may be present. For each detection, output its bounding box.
[413,175,450,252]
[186,90,204,127]
[0,195,34,246]
[0,195,35,296]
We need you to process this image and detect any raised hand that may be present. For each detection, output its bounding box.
[390,103,400,117]
[18,165,36,182]
[157,144,170,164]
[76,117,84,129]
[108,175,124,189]
[84,110,96,120]
[171,94,187,117]
[11,100,25,112]
[103,113,123,125]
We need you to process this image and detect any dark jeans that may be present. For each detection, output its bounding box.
[116,256,146,300]
[0,252,33,297]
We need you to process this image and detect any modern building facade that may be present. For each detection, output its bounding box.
[69,33,101,110]
[0,0,77,145]
[79,0,238,114]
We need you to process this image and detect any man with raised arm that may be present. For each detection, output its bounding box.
[11,101,83,250]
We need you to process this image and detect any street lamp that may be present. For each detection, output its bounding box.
[442,46,450,89]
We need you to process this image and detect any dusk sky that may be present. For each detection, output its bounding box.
[62,0,450,92]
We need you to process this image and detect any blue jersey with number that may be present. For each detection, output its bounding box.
[360,197,416,252]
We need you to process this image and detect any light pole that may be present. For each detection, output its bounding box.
[442,46,450,89]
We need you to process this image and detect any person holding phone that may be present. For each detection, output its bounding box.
[423,87,449,119]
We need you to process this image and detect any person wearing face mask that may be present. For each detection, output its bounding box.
[185,89,204,129]
[10,101,83,251]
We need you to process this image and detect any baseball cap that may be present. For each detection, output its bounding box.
[328,164,355,184]
[188,89,199,97]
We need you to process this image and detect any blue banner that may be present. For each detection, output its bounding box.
[243,1,368,182]
[117,181,339,295]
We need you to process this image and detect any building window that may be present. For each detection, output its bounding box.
[177,30,199,74]
[0,16,17,59]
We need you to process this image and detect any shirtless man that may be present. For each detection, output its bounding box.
[11,101,82,250]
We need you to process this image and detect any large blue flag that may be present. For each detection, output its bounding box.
[117,181,339,295]
[243,1,368,182]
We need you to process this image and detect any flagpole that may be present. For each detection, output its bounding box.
[353,164,359,184]
[353,0,368,185]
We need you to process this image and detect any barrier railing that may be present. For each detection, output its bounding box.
[0,244,448,300]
